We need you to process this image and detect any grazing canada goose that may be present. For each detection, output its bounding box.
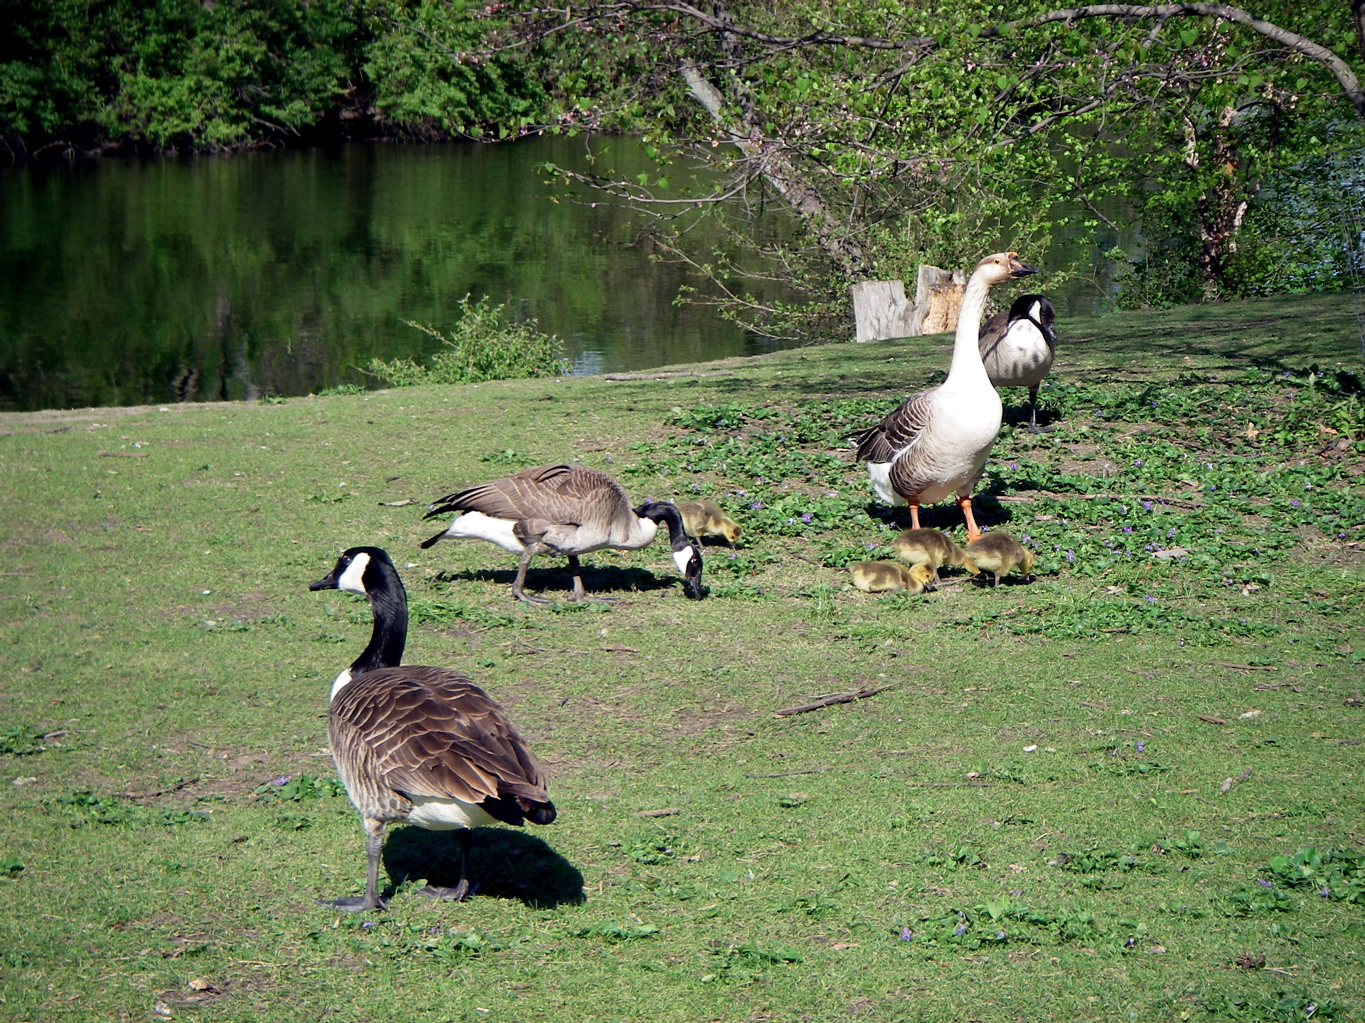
[891,527,971,583]
[853,252,1037,540]
[963,532,1035,586]
[849,560,936,594]
[421,464,703,605]
[978,294,1057,432]
[676,499,742,546]
[309,547,556,912]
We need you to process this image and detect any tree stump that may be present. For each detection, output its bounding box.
[850,265,967,342]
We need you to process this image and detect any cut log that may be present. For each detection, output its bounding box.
[850,280,917,342]
[913,264,967,335]
[850,264,968,342]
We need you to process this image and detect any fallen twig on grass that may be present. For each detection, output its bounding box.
[604,369,733,381]
[1209,661,1278,672]
[114,777,201,801]
[744,768,831,778]
[632,807,680,818]
[1197,714,1227,724]
[774,683,901,717]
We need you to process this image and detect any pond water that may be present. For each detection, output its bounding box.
[0,137,1115,413]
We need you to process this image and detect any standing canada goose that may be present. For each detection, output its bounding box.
[978,294,1057,432]
[675,499,742,546]
[963,532,1035,586]
[849,560,936,594]
[420,464,703,605]
[891,527,971,583]
[852,252,1038,541]
[309,547,556,912]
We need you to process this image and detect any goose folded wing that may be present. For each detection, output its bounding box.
[425,465,582,521]
[330,669,550,804]
[854,390,936,461]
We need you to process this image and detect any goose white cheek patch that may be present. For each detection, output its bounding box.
[336,552,371,594]
[673,548,696,576]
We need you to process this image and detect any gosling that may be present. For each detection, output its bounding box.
[964,532,1035,586]
[849,561,936,595]
[676,499,742,547]
[891,527,971,583]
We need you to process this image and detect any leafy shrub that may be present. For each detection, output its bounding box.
[367,296,568,387]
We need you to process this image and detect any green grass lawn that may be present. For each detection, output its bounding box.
[1,293,1362,1022]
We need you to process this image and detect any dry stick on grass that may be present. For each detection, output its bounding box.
[1208,662,1278,672]
[744,768,832,778]
[632,808,681,818]
[114,777,201,801]
[774,682,902,717]
[997,490,1203,510]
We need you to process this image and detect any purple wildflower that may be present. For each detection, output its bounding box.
[1133,458,1142,466]
[361,921,376,929]
[1066,550,1075,563]
[1009,462,1019,470]
[1124,526,1133,534]
[801,512,813,524]
[1290,499,1300,507]
[1167,527,1178,539]
[900,926,914,941]
[1257,878,1273,889]
[1142,500,1153,511]
[1136,741,1146,752]
[1320,887,1332,898]
[274,775,289,786]
[996,931,1006,940]
[751,500,764,510]
[954,923,968,935]
[1145,595,1156,605]
[1304,482,1313,491]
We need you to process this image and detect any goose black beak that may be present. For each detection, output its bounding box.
[309,573,338,591]
[1007,254,1039,278]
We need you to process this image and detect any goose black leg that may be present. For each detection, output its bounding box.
[567,555,616,603]
[1026,385,1049,433]
[511,543,550,606]
[418,828,474,902]
[324,817,388,912]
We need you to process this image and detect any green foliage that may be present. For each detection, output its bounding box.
[42,790,211,828]
[367,296,568,387]
[1203,989,1344,1023]
[252,774,346,802]
[0,724,47,756]
[1265,847,1365,904]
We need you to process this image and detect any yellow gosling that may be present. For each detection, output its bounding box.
[963,532,1035,586]
[849,561,936,595]
[675,499,742,546]
[891,527,971,582]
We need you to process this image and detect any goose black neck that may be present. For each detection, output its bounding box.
[353,560,407,675]
[636,501,689,551]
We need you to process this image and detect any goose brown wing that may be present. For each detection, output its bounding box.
[425,464,629,533]
[977,310,1009,363]
[853,388,937,462]
[329,667,551,808]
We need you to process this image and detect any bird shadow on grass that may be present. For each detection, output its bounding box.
[437,564,687,599]
[863,499,1016,536]
[382,826,585,908]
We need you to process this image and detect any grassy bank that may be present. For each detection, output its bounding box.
[1,293,1362,1022]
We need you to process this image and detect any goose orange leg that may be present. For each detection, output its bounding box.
[909,501,921,530]
[958,492,983,542]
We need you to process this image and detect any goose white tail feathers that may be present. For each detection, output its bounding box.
[852,252,1036,540]
[420,464,703,604]
[309,547,555,912]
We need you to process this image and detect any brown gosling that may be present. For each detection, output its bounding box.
[675,499,742,546]
[849,560,936,595]
[891,527,971,583]
[963,532,1035,586]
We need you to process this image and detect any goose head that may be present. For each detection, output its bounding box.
[635,501,705,599]
[974,252,1039,285]
[310,547,408,681]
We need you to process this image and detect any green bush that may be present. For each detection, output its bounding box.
[367,295,569,387]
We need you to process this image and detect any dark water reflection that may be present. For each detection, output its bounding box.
[0,138,802,412]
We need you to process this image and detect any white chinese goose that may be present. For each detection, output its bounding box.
[420,464,704,605]
[852,252,1037,540]
[978,293,1057,432]
[309,547,556,912]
